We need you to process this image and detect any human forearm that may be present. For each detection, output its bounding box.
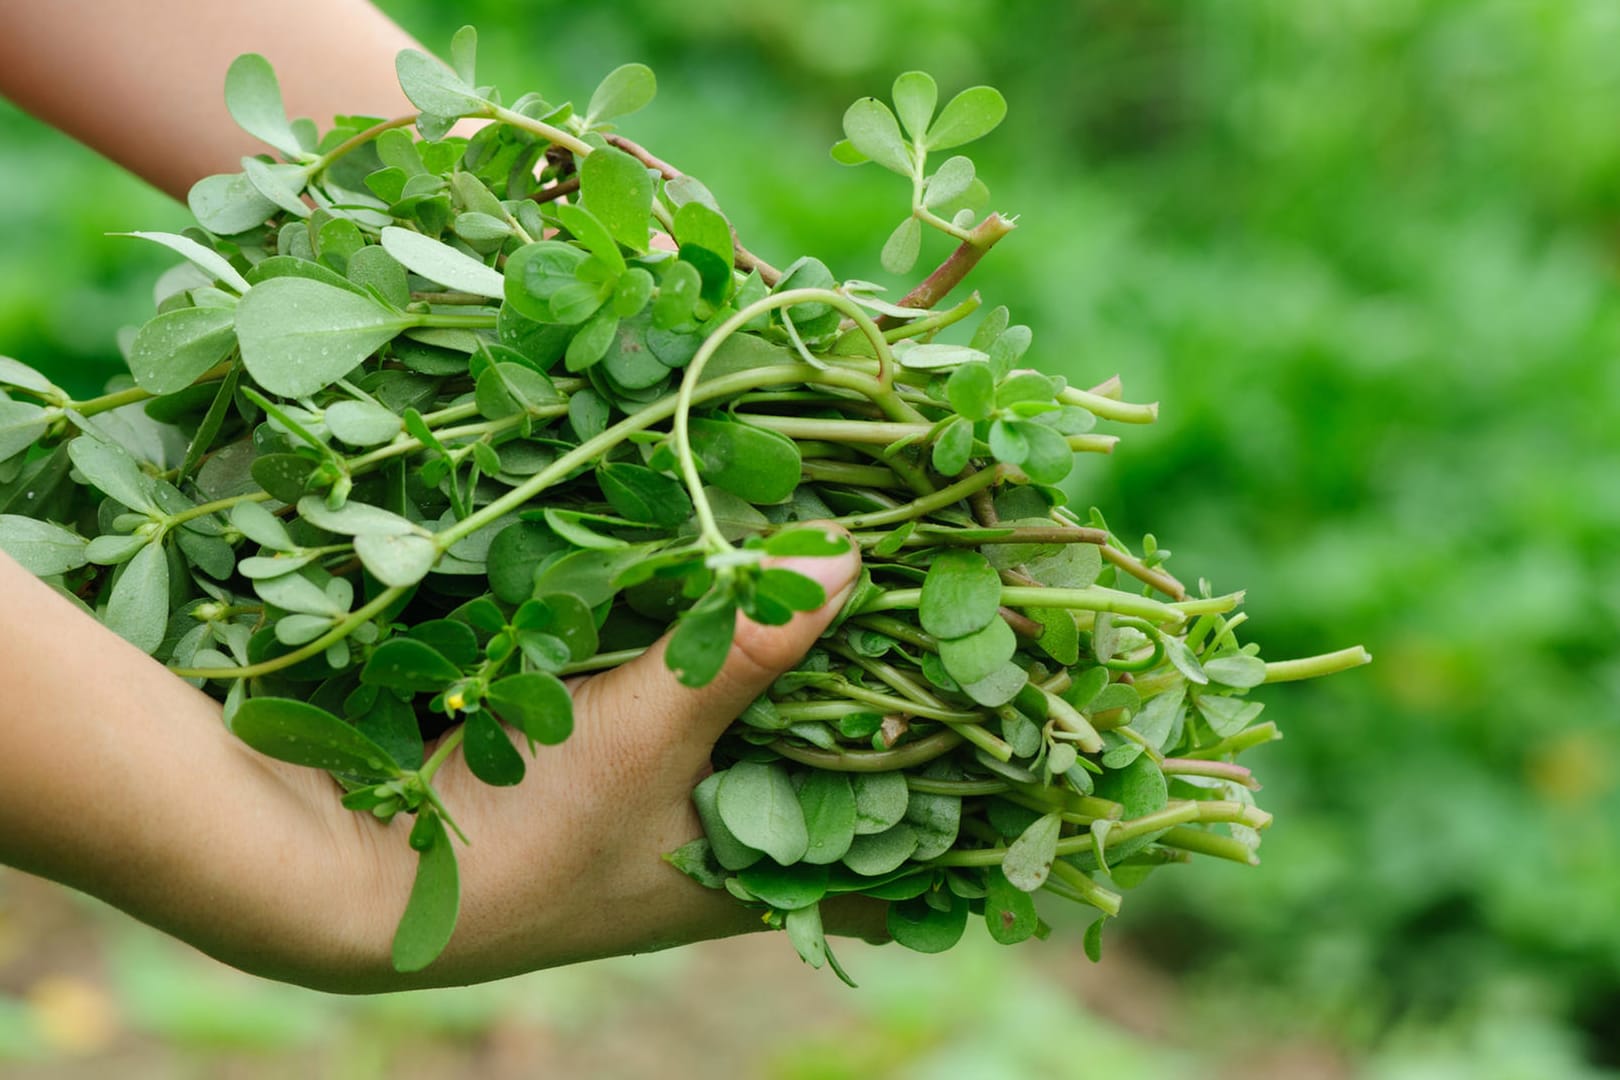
[0,0,420,199]
[0,552,387,983]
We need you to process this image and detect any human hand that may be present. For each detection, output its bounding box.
[0,542,873,993]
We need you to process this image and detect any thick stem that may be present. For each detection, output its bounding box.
[1263,645,1372,683]
[169,586,407,680]
[876,213,1017,329]
[770,730,964,772]
[861,584,1187,626]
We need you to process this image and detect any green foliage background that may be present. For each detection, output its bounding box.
[1,1,1616,1074]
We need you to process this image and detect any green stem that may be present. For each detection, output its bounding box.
[434,361,845,551]
[770,730,964,772]
[1046,860,1123,916]
[68,385,156,417]
[419,726,467,783]
[670,288,907,551]
[166,490,271,529]
[1157,826,1259,865]
[1263,645,1372,683]
[904,777,1008,796]
[488,105,594,158]
[1057,386,1158,424]
[860,584,1186,625]
[1182,722,1282,759]
[169,586,406,680]
[311,115,417,177]
[880,292,982,343]
[826,466,1006,531]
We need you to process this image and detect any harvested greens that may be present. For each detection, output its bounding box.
[0,29,1369,979]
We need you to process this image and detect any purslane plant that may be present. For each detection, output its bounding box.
[0,28,1368,980]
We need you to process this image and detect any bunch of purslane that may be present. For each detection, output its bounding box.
[0,29,1368,980]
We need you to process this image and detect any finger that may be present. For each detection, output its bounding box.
[573,539,860,771]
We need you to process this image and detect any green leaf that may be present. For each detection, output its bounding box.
[851,770,910,836]
[236,277,410,398]
[242,157,312,218]
[893,342,989,371]
[904,782,962,861]
[887,892,968,953]
[0,401,49,461]
[829,139,867,166]
[230,697,400,778]
[892,71,938,142]
[925,86,1007,151]
[785,903,828,969]
[881,216,921,275]
[717,761,809,865]
[579,147,654,251]
[842,98,911,175]
[754,567,825,613]
[354,532,440,587]
[486,521,565,604]
[449,24,478,84]
[0,515,88,576]
[961,660,1028,707]
[1002,811,1062,891]
[666,595,736,687]
[554,203,625,275]
[391,811,460,973]
[505,244,589,325]
[687,417,801,504]
[1083,917,1107,963]
[797,769,857,865]
[1163,634,1209,685]
[324,400,404,446]
[224,54,303,157]
[362,637,462,694]
[1197,693,1265,738]
[394,48,487,119]
[945,360,996,421]
[586,63,657,125]
[1094,754,1168,819]
[296,496,416,537]
[486,672,574,744]
[762,527,850,558]
[114,231,252,295]
[692,771,764,871]
[924,155,976,209]
[475,361,562,419]
[842,822,918,876]
[919,549,1002,639]
[1016,421,1073,485]
[462,710,526,786]
[1204,654,1268,689]
[68,437,156,512]
[665,838,728,889]
[380,226,504,298]
[931,416,974,475]
[188,172,277,236]
[673,202,734,271]
[984,867,1039,944]
[565,309,619,371]
[597,462,691,527]
[988,418,1028,464]
[249,454,316,504]
[0,356,58,397]
[129,306,237,394]
[736,862,829,910]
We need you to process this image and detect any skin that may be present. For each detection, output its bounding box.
[0,1,882,990]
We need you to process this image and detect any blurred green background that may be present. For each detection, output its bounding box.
[2,1,1617,1076]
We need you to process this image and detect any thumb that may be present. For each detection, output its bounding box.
[574,537,861,766]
